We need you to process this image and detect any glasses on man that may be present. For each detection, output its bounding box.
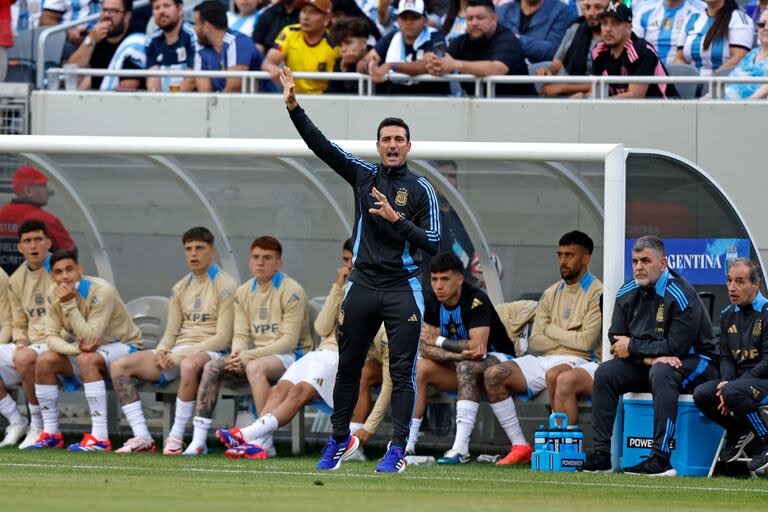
[102,8,125,15]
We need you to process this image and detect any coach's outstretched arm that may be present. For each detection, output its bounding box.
[280,67,369,187]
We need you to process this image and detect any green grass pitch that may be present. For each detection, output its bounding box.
[1,446,767,511]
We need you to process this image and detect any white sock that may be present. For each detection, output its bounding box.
[168,399,194,440]
[490,397,526,446]
[0,395,25,425]
[349,422,365,435]
[451,400,479,454]
[84,381,108,440]
[406,417,422,453]
[241,413,279,442]
[122,400,151,439]
[190,416,212,447]
[29,404,43,430]
[35,384,60,435]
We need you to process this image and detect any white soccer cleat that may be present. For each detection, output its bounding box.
[163,436,185,455]
[258,436,277,458]
[0,422,29,447]
[18,427,43,450]
[345,447,366,461]
[115,436,157,454]
[182,443,208,456]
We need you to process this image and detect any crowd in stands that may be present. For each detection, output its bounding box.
[0,0,766,97]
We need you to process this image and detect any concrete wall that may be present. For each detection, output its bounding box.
[29,91,766,288]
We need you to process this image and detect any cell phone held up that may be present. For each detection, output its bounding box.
[433,40,446,58]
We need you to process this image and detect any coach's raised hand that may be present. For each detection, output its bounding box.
[280,67,298,110]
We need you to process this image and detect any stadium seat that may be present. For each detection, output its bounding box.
[707,405,768,477]
[126,296,169,349]
[666,63,700,99]
[701,66,735,97]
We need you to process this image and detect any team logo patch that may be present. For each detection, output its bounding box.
[221,290,232,299]
[91,295,100,306]
[193,296,202,310]
[395,188,408,207]
[656,304,664,323]
[471,298,483,310]
[318,62,327,72]
[563,305,571,321]
[338,308,344,326]
[260,305,268,320]
[728,324,738,334]
[35,292,44,306]
[753,320,762,337]
[288,293,300,303]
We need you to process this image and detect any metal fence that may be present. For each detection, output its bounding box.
[0,83,31,135]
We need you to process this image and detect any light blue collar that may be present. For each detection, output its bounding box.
[654,268,671,297]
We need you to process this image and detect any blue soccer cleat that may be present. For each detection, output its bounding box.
[437,449,470,465]
[225,442,269,460]
[315,435,360,470]
[24,432,64,450]
[376,444,407,473]
[67,433,112,452]
[216,427,245,449]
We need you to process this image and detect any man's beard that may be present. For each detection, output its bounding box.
[158,16,180,31]
[108,21,125,37]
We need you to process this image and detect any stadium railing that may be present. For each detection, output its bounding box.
[44,67,768,99]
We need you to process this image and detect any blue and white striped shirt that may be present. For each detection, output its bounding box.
[145,22,197,91]
[100,33,146,91]
[679,8,754,75]
[633,0,705,66]
[226,10,264,38]
[42,0,99,24]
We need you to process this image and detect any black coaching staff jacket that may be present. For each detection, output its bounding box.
[289,106,441,290]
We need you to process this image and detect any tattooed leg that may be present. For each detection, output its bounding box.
[483,361,527,403]
[113,376,140,406]
[195,358,226,418]
[456,357,501,402]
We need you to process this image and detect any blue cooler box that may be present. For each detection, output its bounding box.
[622,393,724,476]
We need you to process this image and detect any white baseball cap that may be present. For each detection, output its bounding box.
[397,0,426,16]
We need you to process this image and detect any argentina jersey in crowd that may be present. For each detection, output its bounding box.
[679,7,754,75]
[145,21,197,91]
[424,282,516,355]
[633,0,705,65]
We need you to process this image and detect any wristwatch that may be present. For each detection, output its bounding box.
[84,35,94,47]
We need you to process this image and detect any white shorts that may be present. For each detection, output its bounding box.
[67,342,139,382]
[280,349,339,408]
[575,361,598,381]
[0,343,49,386]
[275,353,296,370]
[156,344,226,385]
[512,354,590,397]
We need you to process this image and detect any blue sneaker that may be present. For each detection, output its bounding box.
[437,449,470,464]
[376,444,406,473]
[24,432,64,450]
[216,427,245,448]
[67,433,112,452]
[315,435,360,470]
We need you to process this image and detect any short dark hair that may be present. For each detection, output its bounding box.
[730,258,762,285]
[343,238,353,253]
[430,252,464,274]
[17,219,49,239]
[377,117,410,142]
[467,0,495,12]
[558,230,594,255]
[50,249,79,269]
[194,0,227,30]
[182,226,215,246]
[251,236,282,257]
[632,235,665,257]
[329,16,370,45]
[151,0,182,6]
[120,0,133,12]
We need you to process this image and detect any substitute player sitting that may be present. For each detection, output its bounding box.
[537,231,602,426]
[0,220,54,448]
[111,226,237,454]
[407,252,517,463]
[0,266,21,447]
[185,236,311,455]
[217,240,378,459]
[483,230,602,466]
[693,258,768,474]
[27,250,143,451]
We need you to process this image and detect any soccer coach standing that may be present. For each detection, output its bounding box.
[280,67,440,473]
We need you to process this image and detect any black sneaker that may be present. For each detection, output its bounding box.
[623,455,677,477]
[580,451,612,473]
[721,431,754,462]
[748,445,768,473]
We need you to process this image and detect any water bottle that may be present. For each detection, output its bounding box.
[725,244,738,276]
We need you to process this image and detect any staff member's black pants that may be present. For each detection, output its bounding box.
[694,377,768,440]
[332,282,423,449]
[592,355,717,458]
